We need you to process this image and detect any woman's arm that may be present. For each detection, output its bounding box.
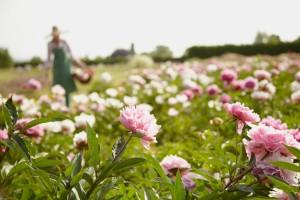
[64,40,86,68]
[42,42,52,81]
[45,42,52,68]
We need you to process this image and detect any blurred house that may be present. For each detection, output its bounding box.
[111,43,135,58]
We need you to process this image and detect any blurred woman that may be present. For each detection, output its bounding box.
[46,26,82,106]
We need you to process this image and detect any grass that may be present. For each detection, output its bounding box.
[0,64,140,97]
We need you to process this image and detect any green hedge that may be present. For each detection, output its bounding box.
[184,42,300,59]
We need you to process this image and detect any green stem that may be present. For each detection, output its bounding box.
[113,133,133,162]
[86,133,133,198]
[224,152,269,190]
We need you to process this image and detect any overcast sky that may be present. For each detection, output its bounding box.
[0,0,300,60]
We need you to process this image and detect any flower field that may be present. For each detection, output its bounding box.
[1,54,300,199]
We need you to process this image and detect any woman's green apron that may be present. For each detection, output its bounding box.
[53,47,76,106]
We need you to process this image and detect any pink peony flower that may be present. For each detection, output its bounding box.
[253,152,299,185]
[161,155,191,172]
[290,129,300,142]
[261,116,288,130]
[160,155,202,190]
[22,79,42,90]
[206,84,221,96]
[67,152,75,162]
[0,129,9,152]
[191,85,202,95]
[12,94,25,105]
[16,118,44,138]
[225,102,260,134]
[231,80,245,91]
[220,94,231,104]
[221,69,237,84]
[120,105,160,149]
[183,89,194,100]
[244,77,258,90]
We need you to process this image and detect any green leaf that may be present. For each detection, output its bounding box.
[267,176,298,194]
[87,125,100,167]
[112,135,125,159]
[1,105,12,131]
[96,161,115,181]
[173,171,185,200]
[11,134,31,161]
[74,183,87,200]
[33,168,56,193]
[144,154,170,181]
[32,158,61,168]
[5,97,18,126]
[286,145,300,160]
[20,187,33,200]
[7,161,29,177]
[82,173,94,186]
[272,161,300,173]
[96,179,117,200]
[236,184,254,193]
[143,187,160,200]
[65,152,82,178]
[70,171,84,187]
[112,157,146,173]
[71,153,82,177]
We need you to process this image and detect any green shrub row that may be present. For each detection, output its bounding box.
[184,42,300,59]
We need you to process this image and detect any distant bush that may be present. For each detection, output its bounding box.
[184,42,300,59]
[128,55,154,68]
[81,56,104,66]
[29,56,43,67]
[0,48,13,69]
[254,32,282,45]
[150,45,173,62]
[102,56,128,65]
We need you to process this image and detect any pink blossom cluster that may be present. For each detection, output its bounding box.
[220,69,259,92]
[21,79,42,90]
[0,129,8,152]
[244,116,300,185]
[291,71,300,104]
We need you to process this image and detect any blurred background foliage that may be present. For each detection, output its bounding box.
[1,32,300,70]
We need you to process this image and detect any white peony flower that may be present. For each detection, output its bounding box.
[168,108,179,117]
[61,119,75,135]
[105,88,118,97]
[100,72,112,83]
[74,113,96,128]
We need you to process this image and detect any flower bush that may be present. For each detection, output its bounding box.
[0,54,300,199]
